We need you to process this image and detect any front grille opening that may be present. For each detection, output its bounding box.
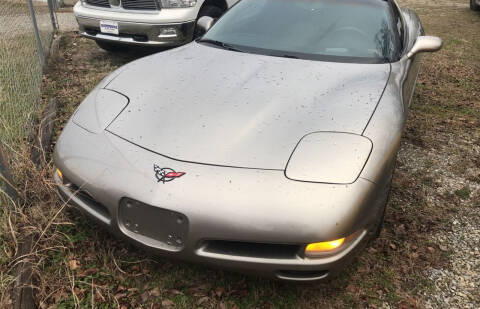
[85,0,110,7]
[85,0,158,10]
[203,240,300,259]
[277,270,328,280]
[132,34,148,42]
[68,183,110,220]
[122,0,158,10]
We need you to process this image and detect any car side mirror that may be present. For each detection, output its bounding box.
[407,36,442,58]
[197,16,215,34]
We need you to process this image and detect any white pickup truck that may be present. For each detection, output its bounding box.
[73,0,238,51]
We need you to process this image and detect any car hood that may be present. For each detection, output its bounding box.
[106,43,390,170]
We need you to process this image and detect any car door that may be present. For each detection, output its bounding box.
[397,4,424,109]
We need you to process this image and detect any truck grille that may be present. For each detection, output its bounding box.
[122,0,158,10]
[85,0,159,10]
[85,0,110,8]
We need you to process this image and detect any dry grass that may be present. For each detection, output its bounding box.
[0,146,68,307]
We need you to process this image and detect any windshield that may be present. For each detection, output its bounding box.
[200,0,400,63]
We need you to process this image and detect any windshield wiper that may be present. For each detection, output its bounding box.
[279,54,299,59]
[197,39,244,52]
[268,53,299,59]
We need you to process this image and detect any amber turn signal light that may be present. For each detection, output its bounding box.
[56,168,63,182]
[305,238,345,257]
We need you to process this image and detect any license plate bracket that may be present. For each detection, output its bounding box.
[119,199,189,251]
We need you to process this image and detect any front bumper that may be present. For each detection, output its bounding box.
[54,122,387,281]
[77,16,195,46]
[74,2,197,46]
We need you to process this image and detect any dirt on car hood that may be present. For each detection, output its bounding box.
[106,43,390,170]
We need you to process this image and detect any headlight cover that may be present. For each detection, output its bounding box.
[160,0,196,8]
[285,132,372,184]
[73,88,129,134]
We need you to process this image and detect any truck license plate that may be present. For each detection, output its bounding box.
[100,20,119,35]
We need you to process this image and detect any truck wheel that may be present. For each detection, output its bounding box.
[471,0,480,11]
[96,40,129,52]
[194,5,224,38]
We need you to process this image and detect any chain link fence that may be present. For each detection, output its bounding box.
[0,0,57,149]
[0,0,59,194]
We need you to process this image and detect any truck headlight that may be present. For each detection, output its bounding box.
[160,0,196,8]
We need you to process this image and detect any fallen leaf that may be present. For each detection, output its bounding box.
[74,287,85,298]
[346,284,356,293]
[395,224,406,236]
[68,259,80,271]
[197,284,211,291]
[169,289,182,295]
[368,247,377,254]
[53,291,66,303]
[161,299,174,307]
[114,293,126,300]
[81,267,99,276]
[215,287,224,298]
[150,287,161,297]
[197,296,210,305]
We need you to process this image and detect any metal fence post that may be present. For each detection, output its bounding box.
[26,0,45,68]
[47,0,58,30]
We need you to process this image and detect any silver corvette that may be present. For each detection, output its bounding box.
[54,0,441,281]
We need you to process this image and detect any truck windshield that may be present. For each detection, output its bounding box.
[199,0,399,63]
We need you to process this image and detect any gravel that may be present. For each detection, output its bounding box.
[396,133,480,309]
[394,0,480,305]
[425,214,480,308]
